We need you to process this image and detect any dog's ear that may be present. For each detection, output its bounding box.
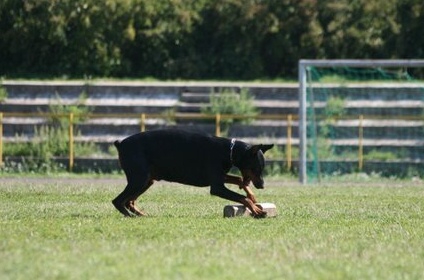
[260,144,274,154]
[249,144,274,155]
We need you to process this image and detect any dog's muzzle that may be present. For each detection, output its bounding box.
[253,177,264,189]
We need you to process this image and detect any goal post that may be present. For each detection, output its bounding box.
[298,59,424,184]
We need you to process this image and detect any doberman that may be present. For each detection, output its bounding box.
[112,129,273,218]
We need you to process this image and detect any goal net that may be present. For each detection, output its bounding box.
[298,60,424,183]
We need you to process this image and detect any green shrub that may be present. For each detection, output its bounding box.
[3,91,102,172]
[48,91,91,126]
[313,96,347,161]
[201,88,258,125]
[324,96,346,120]
[0,83,7,102]
[363,150,401,161]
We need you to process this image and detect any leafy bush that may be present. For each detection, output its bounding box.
[201,88,258,125]
[3,0,421,79]
[363,150,401,162]
[3,91,101,172]
[48,91,92,126]
[324,96,346,120]
[0,83,7,102]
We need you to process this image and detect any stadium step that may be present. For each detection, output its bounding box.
[1,81,423,167]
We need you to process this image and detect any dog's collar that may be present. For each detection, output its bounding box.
[230,138,237,165]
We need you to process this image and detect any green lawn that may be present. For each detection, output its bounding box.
[1,177,423,280]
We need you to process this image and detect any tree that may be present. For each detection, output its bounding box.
[317,0,400,58]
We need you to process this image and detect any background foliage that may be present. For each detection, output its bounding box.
[0,0,423,79]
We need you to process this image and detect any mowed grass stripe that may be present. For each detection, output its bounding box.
[1,179,423,280]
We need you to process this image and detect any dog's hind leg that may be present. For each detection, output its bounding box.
[112,157,153,217]
[112,187,133,216]
[112,182,139,217]
[125,178,154,216]
[112,176,152,217]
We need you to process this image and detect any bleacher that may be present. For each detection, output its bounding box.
[1,81,422,174]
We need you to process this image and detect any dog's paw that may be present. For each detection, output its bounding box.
[250,205,267,218]
[247,202,267,218]
[251,210,267,219]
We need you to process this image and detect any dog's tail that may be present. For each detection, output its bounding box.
[114,140,122,168]
[114,140,121,150]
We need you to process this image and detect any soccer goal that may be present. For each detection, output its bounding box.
[298,60,424,184]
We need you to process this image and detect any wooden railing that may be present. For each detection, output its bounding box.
[0,112,296,172]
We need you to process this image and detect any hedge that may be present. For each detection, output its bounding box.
[0,0,423,79]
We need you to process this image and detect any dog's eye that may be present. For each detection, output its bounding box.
[252,164,262,174]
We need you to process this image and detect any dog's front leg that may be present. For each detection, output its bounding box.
[224,174,243,187]
[241,185,257,204]
[210,184,266,218]
[224,175,257,203]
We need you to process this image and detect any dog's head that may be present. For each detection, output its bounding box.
[238,144,273,189]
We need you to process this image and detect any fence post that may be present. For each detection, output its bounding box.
[0,112,3,167]
[298,62,308,184]
[140,113,146,132]
[286,114,292,171]
[358,115,364,171]
[215,113,221,137]
[69,113,74,172]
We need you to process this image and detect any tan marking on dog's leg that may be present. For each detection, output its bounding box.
[125,200,147,216]
[241,185,257,204]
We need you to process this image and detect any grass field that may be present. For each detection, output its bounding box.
[1,176,424,280]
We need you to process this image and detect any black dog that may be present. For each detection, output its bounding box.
[113,129,273,218]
